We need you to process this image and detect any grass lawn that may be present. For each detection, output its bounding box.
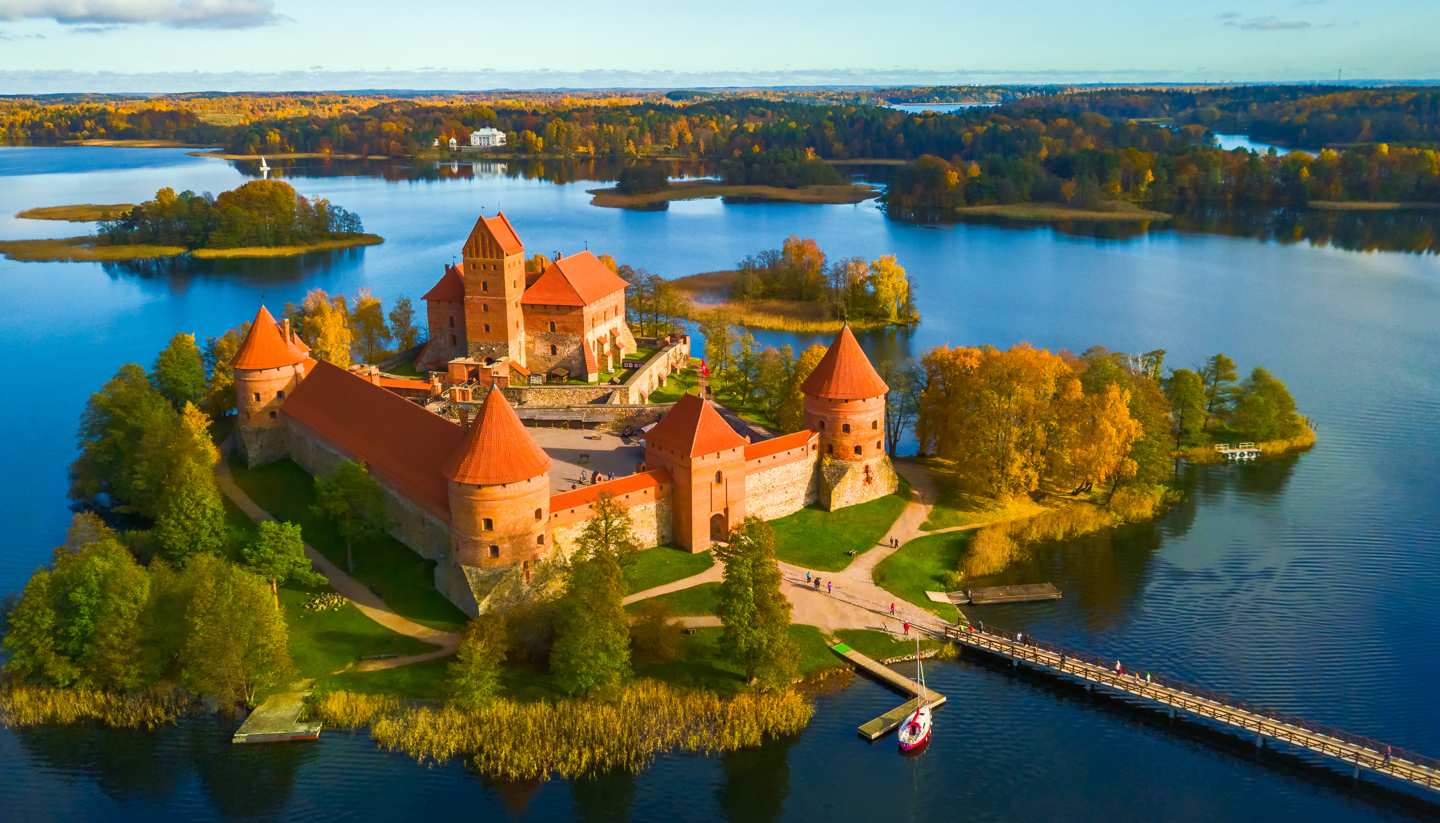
[871,531,972,620]
[632,624,843,695]
[317,657,451,701]
[624,582,719,616]
[228,456,468,632]
[283,586,437,681]
[648,367,699,404]
[770,488,910,571]
[835,628,941,661]
[622,546,712,594]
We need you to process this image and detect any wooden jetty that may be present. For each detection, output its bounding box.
[943,625,1440,793]
[232,690,322,744]
[1214,442,1262,461]
[830,641,946,741]
[926,582,1062,606]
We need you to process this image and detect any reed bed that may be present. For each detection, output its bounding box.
[1180,426,1317,465]
[313,681,813,781]
[0,685,183,729]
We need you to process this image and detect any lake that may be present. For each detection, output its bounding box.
[2,146,1439,820]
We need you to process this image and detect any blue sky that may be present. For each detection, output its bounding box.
[0,0,1436,92]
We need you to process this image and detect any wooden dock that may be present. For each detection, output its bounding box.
[830,641,946,741]
[944,626,1440,793]
[232,690,322,744]
[926,582,1062,606]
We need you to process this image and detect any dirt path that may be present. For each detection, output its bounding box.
[622,561,721,606]
[216,456,460,669]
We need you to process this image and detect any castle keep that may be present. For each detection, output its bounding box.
[232,216,898,615]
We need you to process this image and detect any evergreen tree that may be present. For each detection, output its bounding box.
[1164,368,1208,447]
[448,618,507,709]
[242,520,324,607]
[1199,353,1238,430]
[550,543,630,696]
[151,332,206,410]
[313,460,388,573]
[715,517,795,688]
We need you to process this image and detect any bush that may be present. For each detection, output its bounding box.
[630,601,682,663]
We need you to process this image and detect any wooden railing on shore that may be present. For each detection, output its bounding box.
[943,625,1440,792]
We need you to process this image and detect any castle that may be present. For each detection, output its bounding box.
[232,215,899,616]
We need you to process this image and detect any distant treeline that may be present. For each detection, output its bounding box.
[100,180,363,249]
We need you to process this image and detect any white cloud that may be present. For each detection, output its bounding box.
[0,1,283,30]
[1222,15,1312,31]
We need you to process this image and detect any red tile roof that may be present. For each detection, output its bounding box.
[422,264,465,302]
[549,469,670,512]
[521,251,629,307]
[744,430,816,462]
[443,389,550,485]
[281,360,462,519]
[378,376,433,393]
[645,394,747,457]
[800,325,889,400]
[465,212,523,257]
[233,305,309,371]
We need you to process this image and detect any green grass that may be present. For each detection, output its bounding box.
[282,586,437,681]
[632,624,843,695]
[648,367,699,403]
[624,582,719,616]
[770,489,910,571]
[317,657,451,700]
[622,546,712,594]
[228,456,468,632]
[835,628,941,661]
[871,531,972,620]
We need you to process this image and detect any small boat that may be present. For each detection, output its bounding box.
[897,634,933,753]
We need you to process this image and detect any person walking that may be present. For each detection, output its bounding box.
[889,602,896,616]
[903,621,910,636]
[805,570,812,584]
[827,580,833,595]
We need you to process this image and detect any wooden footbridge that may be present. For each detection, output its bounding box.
[942,624,1440,793]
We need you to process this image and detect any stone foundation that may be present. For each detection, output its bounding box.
[238,425,289,467]
[820,454,899,511]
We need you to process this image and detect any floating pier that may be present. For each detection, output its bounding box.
[1214,442,1262,461]
[232,690,322,744]
[830,641,946,741]
[926,582,1062,606]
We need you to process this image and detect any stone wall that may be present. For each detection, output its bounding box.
[744,449,820,521]
[819,454,900,511]
[617,337,691,404]
[551,496,672,558]
[284,417,452,562]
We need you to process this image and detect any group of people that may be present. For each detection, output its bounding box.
[802,571,833,595]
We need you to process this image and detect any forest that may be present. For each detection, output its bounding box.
[99,180,365,249]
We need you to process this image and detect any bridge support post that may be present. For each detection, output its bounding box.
[1168,707,1175,720]
[1254,734,1263,750]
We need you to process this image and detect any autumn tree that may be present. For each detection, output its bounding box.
[300,289,352,367]
[313,460,388,573]
[868,255,913,323]
[1199,353,1238,430]
[242,520,324,607]
[1232,367,1302,440]
[777,344,826,433]
[388,296,421,351]
[202,322,249,416]
[1164,368,1208,447]
[880,361,924,455]
[181,555,292,706]
[700,311,736,378]
[350,288,391,363]
[715,517,794,688]
[448,618,508,709]
[151,332,206,410]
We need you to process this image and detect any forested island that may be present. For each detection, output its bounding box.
[2,180,380,262]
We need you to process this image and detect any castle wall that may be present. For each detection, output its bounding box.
[549,471,673,555]
[421,299,466,369]
[283,417,452,561]
[806,394,886,462]
[744,442,821,521]
[820,454,900,511]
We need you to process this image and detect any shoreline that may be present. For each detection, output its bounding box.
[0,233,384,263]
[16,203,134,222]
[588,180,879,209]
[947,201,1173,223]
[1179,426,1317,465]
[670,269,914,333]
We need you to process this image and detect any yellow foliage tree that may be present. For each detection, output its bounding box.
[301,289,352,368]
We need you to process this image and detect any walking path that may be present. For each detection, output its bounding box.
[215,456,460,669]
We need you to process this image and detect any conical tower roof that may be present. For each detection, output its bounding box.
[644,393,747,457]
[800,325,889,400]
[443,389,549,485]
[233,305,309,370]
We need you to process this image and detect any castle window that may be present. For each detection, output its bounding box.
[714,471,723,484]
[484,324,491,333]
[269,410,278,419]
[449,315,455,327]
[549,344,558,356]
[481,304,488,313]
[253,392,261,402]
[276,390,285,399]
[537,535,545,546]
[818,420,826,431]
[489,545,500,558]
[842,423,851,433]
[548,321,556,332]
[854,445,863,456]
[534,508,542,521]
[483,517,493,530]
[876,440,882,450]
[450,334,457,346]
[872,420,879,430]
[482,281,489,292]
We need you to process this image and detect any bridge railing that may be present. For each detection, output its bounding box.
[945,623,1440,781]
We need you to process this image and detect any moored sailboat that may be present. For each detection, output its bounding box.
[897,633,932,753]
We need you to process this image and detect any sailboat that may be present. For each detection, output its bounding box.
[258,156,271,179]
[897,633,933,753]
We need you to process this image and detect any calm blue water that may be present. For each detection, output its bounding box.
[1213,133,1301,155]
[2,146,1439,820]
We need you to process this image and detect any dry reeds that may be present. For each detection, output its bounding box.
[0,685,183,729]
[313,680,813,781]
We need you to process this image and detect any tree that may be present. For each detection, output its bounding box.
[699,311,735,378]
[70,363,175,514]
[349,289,391,363]
[1164,368,1208,447]
[715,517,794,688]
[629,600,681,663]
[1232,367,1302,440]
[181,555,292,706]
[576,495,642,563]
[526,253,552,275]
[550,541,630,695]
[202,323,249,417]
[242,520,324,607]
[151,332,206,410]
[1199,353,1238,430]
[300,289,352,367]
[777,344,826,433]
[731,333,760,407]
[2,518,151,690]
[867,255,912,323]
[388,296,421,351]
[313,460,388,573]
[152,461,228,565]
[616,163,669,194]
[755,345,794,421]
[448,618,507,710]
[881,362,924,455]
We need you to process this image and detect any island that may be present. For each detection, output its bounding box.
[590,149,878,210]
[1,180,382,262]
[589,179,878,209]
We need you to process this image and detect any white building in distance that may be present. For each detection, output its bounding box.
[469,128,507,149]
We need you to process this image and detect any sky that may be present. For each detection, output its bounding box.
[0,0,1436,93]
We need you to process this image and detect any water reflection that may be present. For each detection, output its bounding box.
[717,733,796,823]
[570,770,637,823]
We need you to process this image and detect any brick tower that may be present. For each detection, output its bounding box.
[232,305,311,466]
[801,325,899,509]
[459,212,527,366]
[643,393,749,550]
[443,388,551,571]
